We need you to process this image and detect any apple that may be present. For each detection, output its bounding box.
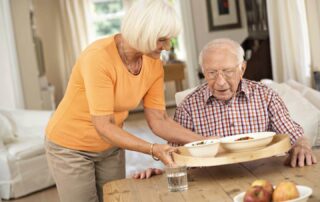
[272,181,299,202]
[251,179,274,195]
[244,186,272,202]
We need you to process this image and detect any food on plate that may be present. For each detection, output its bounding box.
[272,181,299,202]
[235,136,254,141]
[191,141,205,146]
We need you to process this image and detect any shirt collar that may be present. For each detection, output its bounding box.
[204,79,250,104]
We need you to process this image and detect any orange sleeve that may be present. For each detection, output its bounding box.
[143,62,166,110]
[80,49,115,115]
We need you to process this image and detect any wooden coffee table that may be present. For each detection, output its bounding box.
[104,148,320,201]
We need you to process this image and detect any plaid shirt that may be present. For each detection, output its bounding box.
[174,79,303,145]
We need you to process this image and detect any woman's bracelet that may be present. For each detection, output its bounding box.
[150,143,160,161]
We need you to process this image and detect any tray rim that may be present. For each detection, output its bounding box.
[172,134,291,167]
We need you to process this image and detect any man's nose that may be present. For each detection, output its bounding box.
[215,73,227,86]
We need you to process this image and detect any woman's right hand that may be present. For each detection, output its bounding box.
[152,144,178,165]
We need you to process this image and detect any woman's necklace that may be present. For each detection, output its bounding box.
[120,40,142,75]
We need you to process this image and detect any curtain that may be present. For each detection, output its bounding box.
[177,0,200,88]
[267,0,311,86]
[305,0,320,72]
[0,0,24,108]
[58,0,90,89]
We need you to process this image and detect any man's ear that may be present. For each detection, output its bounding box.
[241,61,247,75]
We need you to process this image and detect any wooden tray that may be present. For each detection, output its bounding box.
[172,134,291,167]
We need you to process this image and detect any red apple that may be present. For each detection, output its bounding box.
[273,181,299,202]
[251,179,274,194]
[244,186,272,202]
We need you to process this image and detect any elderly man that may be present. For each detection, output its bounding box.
[134,38,316,179]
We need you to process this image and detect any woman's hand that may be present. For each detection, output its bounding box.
[132,168,164,179]
[152,144,178,165]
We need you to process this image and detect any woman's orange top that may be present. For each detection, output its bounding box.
[46,35,165,152]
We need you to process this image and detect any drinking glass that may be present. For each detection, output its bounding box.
[165,165,188,192]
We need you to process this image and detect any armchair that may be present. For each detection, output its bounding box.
[0,109,55,199]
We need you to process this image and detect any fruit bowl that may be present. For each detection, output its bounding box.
[182,139,220,157]
[233,185,313,202]
[220,132,276,152]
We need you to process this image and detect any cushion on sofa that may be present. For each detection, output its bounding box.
[0,113,16,144]
[175,87,197,106]
[261,80,320,146]
[286,79,320,110]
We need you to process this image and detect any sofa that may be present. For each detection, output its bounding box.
[0,109,55,199]
[175,79,320,147]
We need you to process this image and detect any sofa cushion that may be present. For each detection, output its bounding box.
[175,87,197,106]
[0,113,16,144]
[286,79,320,110]
[261,80,320,146]
[6,138,45,160]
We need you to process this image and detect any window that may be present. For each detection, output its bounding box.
[88,0,126,41]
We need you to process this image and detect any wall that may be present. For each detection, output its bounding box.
[191,0,248,54]
[10,0,43,109]
[32,0,65,105]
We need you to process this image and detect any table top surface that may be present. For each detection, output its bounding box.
[104,148,320,202]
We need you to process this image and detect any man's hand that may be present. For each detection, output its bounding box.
[132,168,164,179]
[285,137,317,167]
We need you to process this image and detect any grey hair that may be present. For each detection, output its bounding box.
[121,0,181,53]
[199,38,244,72]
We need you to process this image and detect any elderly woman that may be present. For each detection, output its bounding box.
[45,0,207,202]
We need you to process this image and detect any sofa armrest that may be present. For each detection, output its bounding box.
[0,109,53,139]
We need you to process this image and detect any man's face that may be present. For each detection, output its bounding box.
[202,49,246,101]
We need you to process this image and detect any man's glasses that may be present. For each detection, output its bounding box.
[204,63,242,80]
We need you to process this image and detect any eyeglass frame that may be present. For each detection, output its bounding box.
[203,61,244,80]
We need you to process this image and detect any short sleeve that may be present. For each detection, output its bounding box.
[143,63,165,110]
[80,49,115,115]
[267,90,304,144]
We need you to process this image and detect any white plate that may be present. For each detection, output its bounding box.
[183,139,220,157]
[233,185,313,202]
[220,132,276,152]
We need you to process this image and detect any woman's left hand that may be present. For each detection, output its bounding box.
[132,168,164,179]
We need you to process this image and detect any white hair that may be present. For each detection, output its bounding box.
[121,0,181,53]
[199,38,244,71]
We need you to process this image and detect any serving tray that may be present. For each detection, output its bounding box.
[172,134,291,167]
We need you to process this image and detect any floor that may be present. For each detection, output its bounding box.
[3,108,176,202]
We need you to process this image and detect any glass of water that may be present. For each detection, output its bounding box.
[165,165,188,192]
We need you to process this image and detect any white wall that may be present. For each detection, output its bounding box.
[190,0,248,54]
[32,0,65,104]
[0,0,24,109]
[10,0,43,109]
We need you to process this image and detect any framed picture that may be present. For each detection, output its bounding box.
[206,0,241,31]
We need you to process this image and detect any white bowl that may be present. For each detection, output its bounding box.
[233,185,313,202]
[220,132,276,152]
[183,139,220,157]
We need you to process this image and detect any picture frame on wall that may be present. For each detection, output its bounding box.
[206,0,241,31]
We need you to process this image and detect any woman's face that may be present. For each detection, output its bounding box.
[146,37,171,59]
